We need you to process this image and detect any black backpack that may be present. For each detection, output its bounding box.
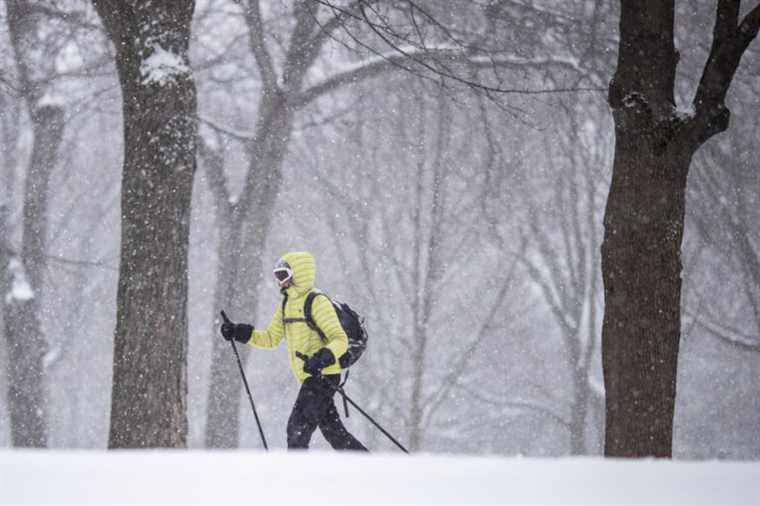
[303,291,368,369]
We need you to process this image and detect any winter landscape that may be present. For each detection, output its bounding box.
[1,1,759,505]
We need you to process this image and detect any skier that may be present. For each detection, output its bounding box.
[221,251,368,451]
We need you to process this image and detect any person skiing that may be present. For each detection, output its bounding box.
[220,251,368,451]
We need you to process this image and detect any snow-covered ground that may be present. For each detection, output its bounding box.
[1,450,758,505]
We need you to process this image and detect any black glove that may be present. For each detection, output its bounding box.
[221,322,254,343]
[300,348,336,376]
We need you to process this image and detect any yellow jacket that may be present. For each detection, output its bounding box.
[247,251,348,383]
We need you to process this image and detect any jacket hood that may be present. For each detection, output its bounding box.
[280,251,316,297]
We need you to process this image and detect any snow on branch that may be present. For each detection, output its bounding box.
[5,257,34,304]
[140,46,190,86]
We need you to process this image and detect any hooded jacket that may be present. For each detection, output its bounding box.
[247,251,348,383]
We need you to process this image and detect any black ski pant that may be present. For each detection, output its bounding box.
[287,374,368,451]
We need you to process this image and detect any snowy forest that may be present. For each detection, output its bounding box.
[0,0,759,463]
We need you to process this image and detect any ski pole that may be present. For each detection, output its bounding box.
[221,310,268,451]
[296,352,409,454]
[335,387,409,454]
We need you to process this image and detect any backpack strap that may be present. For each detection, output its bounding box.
[281,290,313,325]
[280,291,289,328]
[304,290,328,343]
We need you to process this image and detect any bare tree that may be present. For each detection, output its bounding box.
[199,0,598,448]
[91,0,198,448]
[602,0,760,457]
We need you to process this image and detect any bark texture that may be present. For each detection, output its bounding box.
[92,0,197,448]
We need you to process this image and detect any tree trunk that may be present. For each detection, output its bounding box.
[602,1,685,458]
[602,2,686,458]
[602,0,760,457]
[4,0,67,449]
[93,0,197,448]
[204,92,291,448]
[4,105,65,447]
[0,205,9,436]
[204,213,242,448]
[569,365,591,454]
[195,138,246,448]
[601,125,692,457]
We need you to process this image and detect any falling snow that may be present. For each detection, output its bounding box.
[0,4,758,503]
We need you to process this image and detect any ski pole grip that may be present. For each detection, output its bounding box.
[220,310,232,324]
[295,351,308,361]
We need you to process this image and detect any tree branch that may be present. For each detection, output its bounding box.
[691,1,760,140]
[684,310,760,353]
[506,245,576,334]
[198,114,256,142]
[281,1,321,89]
[738,2,760,45]
[715,0,741,42]
[241,0,279,91]
[300,0,379,74]
[292,47,601,109]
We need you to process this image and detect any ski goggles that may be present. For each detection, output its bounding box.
[273,260,293,285]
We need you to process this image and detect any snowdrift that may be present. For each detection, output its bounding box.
[1,450,757,505]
